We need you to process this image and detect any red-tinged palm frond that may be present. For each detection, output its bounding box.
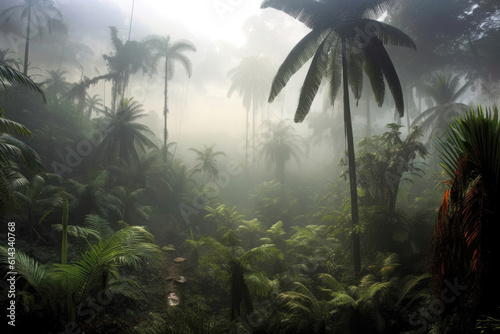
[432,106,500,319]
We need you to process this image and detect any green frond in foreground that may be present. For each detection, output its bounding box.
[0,246,47,291]
[0,117,32,137]
[438,106,500,191]
[0,64,46,102]
[51,226,161,306]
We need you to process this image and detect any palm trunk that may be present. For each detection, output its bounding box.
[127,0,135,41]
[365,94,371,138]
[163,55,169,163]
[252,104,256,162]
[277,158,285,184]
[342,38,361,274]
[405,87,411,134]
[23,7,32,76]
[245,108,249,167]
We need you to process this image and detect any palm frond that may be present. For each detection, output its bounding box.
[269,28,330,103]
[295,31,333,122]
[0,64,45,101]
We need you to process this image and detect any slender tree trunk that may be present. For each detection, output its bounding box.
[277,158,285,184]
[245,108,249,167]
[252,103,256,162]
[342,38,361,274]
[127,0,135,42]
[163,56,169,163]
[365,94,371,138]
[23,8,32,76]
[406,87,411,134]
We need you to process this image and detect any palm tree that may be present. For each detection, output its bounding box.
[84,93,104,118]
[96,97,157,170]
[42,69,71,98]
[279,281,336,333]
[259,119,307,184]
[261,0,416,273]
[203,204,244,234]
[102,185,153,226]
[199,235,278,320]
[0,134,42,211]
[0,225,162,330]
[0,0,64,75]
[143,34,196,161]
[188,144,226,182]
[410,73,470,145]
[236,218,266,249]
[227,56,272,166]
[10,171,65,244]
[103,27,148,112]
[432,106,500,333]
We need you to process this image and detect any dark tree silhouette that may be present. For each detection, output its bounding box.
[261,0,416,273]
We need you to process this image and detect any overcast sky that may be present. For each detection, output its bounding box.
[0,0,342,163]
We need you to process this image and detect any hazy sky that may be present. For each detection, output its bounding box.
[0,0,341,162]
[108,0,263,46]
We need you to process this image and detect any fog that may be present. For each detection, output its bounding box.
[1,0,499,333]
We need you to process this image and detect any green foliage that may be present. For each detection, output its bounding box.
[438,106,500,191]
[476,311,500,333]
[0,64,45,102]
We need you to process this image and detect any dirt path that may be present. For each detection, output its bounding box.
[164,253,186,306]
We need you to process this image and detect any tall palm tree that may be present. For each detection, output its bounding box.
[227,56,272,166]
[42,69,71,98]
[432,106,500,333]
[143,34,196,162]
[188,144,226,183]
[96,97,157,171]
[410,73,471,145]
[259,119,306,184]
[103,27,148,112]
[261,0,416,273]
[0,0,64,75]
